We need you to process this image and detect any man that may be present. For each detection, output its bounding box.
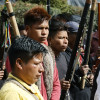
[48,19,71,99]
[90,31,99,73]
[24,7,61,100]
[0,36,47,100]
[66,21,93,100]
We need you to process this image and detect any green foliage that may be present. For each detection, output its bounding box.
[0,1,38,25]
[13,1,38,25]
[50,0,66,8]
[0,0,98,31]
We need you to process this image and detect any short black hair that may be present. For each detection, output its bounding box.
[18,24,25,31]
[51,13,71,23]
[8,36,47,70]
[49,19,68,38]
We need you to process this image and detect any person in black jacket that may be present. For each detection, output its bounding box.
[48,16,92,100]
[48,19,71,96]
[49,16,94,99]
[66,21,94,100]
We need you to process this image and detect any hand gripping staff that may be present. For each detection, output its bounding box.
[81,0,97,89]
[60,0,91,100]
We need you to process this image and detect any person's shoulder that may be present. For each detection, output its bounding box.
[65,46,72,53]
[41,44,53,53]
[42,44,55,62]
[0,82,19,98]
[0,82,18,92]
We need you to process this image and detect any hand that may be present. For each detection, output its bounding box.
[60,78,70,90]
[0,69,4,80]
[80,65,89,75]
[92,65,97,74]
[87,74,94,86]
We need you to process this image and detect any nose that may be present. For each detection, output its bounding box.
[39,63,44,73]
[41,28,47,35]
[64,38,68,44]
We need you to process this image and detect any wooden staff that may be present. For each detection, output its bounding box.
[98,2,100,46]
[6,1,20,37]
[81,0,97,89]
[47,0,50,14]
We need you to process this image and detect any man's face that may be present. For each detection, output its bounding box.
[19,53,44,85]
[26,20,49,43]
[50,30,68,53]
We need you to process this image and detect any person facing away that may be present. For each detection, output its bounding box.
[0,35,47,100]
[48,19,71,99]
[24,6,61,100]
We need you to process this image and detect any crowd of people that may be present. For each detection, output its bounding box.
[0,6,100,100]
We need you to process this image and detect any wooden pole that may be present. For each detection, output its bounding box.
[6,1,20,37]
[98,3,100,46]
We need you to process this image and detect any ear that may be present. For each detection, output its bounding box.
[25,25,30,33]
[16,58,23,70]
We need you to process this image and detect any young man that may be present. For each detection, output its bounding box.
[0,36,47,100]
[48,19,71,91]
[49,18,92,100]
[24,7,61,100]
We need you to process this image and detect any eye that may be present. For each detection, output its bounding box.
[37,27,43,30]
[58,37,63,39]
[34,63,39,65]
[66,37,68,40]
[45,27,49,30]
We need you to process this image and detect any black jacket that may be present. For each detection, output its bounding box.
[58,47,92,100]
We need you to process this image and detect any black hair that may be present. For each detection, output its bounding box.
[18,24,25,31]
[49,19,68,38]
[8,36,47,70]
[51,13,71,23]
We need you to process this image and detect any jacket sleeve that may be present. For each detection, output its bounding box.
[50,63,61,100]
